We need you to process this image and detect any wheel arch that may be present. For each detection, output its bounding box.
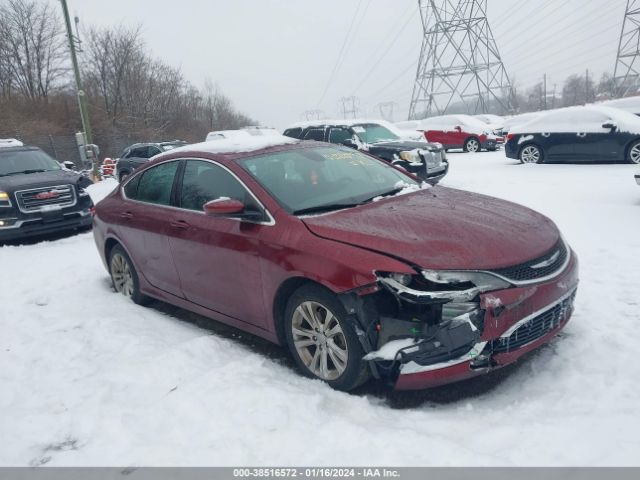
[272,277,332,345]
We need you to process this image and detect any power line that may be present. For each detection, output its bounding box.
[316,0,365,108]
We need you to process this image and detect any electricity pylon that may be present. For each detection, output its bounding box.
[408,0,514,119]
[614,0,640,96]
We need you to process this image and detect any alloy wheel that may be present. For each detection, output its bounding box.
[111,253,134,297]
[291,301,348,381]
[466,139,479,152]
[521,145,541,164]
[629,143,640,164]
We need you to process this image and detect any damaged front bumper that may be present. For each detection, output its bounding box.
[393,253,579,390]
[351,248,579,390]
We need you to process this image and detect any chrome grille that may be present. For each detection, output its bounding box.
[492,289,577,354]
[489,240,568,283]
[15,185,76,213]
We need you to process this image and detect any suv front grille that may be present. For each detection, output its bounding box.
[15,185,76,213]
[491,289,577,354]
[489,240,568,283]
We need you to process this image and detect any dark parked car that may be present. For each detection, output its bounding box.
[93,137,579,391]
[505,106,640,164]
[283,120,448,184]
[116,141,187,182]
[0,145,94,241]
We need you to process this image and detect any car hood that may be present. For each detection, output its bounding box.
[368,140,441,152]
[301,187,559,271]
[0,169,85,192]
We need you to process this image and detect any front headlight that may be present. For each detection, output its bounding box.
[0,191,12,208]
[378,269,511,303]
[399,150,419,162]
[421,270,510,292]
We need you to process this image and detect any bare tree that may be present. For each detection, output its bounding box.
[0,0,67,100]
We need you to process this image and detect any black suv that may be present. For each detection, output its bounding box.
[116,141,187,182]
[0,145,94,242]
[283,120,448,183]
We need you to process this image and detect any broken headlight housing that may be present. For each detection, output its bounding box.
[373,270,512,358]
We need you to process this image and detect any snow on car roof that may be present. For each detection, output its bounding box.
[171,133,299,155]
[286,118,397,129]
[598,95,640,114]
[0,138,24,148]
[510,105,640,134]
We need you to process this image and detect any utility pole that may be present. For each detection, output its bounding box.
[585,68,590,103]
[409,0,514,119]
[60,0,99,179]
[543,74,547,110]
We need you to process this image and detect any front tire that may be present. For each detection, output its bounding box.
[109,245,149,305]
[519,144,544,164]
[284,284,370,391]
[627,140,640,164]
[463,137,480,153]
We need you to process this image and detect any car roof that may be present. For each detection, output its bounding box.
[285,118,392,129]
[0,145,42,154]
[151,134,303,165]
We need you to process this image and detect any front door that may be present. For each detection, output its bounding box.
[166,159,268,327]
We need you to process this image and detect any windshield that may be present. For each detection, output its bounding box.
[0,149,61,176]
[351,123,400,144]
[239,146,419,214]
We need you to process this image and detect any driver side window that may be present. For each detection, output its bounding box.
[328,128,351,144]
[179,160,257,212]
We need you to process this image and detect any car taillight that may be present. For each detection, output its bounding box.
[506,133,514,141]
[90,207,96,217]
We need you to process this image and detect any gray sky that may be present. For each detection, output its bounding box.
[73,0,627,129]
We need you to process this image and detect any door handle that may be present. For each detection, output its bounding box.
[120,211,133,220]
[577,132,587,138]
[169,220,190,230]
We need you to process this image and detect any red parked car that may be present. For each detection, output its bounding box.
[418,114,504,152]
[92,137,578,391]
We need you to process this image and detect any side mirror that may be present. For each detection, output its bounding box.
[203,198,263,221]
[454,125,462,132]
[341,139,357,149]
[602,122,617,131]
[61,160,76,170]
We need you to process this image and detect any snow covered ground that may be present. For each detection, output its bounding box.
[1,152,639,466]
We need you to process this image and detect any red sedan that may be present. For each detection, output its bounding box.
[419,114,504,152]
[92,137,578,391]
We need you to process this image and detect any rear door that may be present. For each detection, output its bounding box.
[118,160,183,297]
[166,159,269,327]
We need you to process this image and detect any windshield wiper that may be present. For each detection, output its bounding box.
[360,187,405,203]
[5,169,48,176]
[294,203,363,216]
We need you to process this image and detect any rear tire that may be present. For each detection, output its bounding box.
[109,244,149,305]
[463,137,480,153]
[519,144,544,164]
[284,284,370,391]
[627,140,640,164]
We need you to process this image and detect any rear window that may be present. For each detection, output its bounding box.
[283,128,303,139]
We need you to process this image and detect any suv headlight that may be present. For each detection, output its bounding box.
[0,191,12,208]
[399,150,420,162]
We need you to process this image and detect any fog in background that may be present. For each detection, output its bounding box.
[74,0,626,128]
